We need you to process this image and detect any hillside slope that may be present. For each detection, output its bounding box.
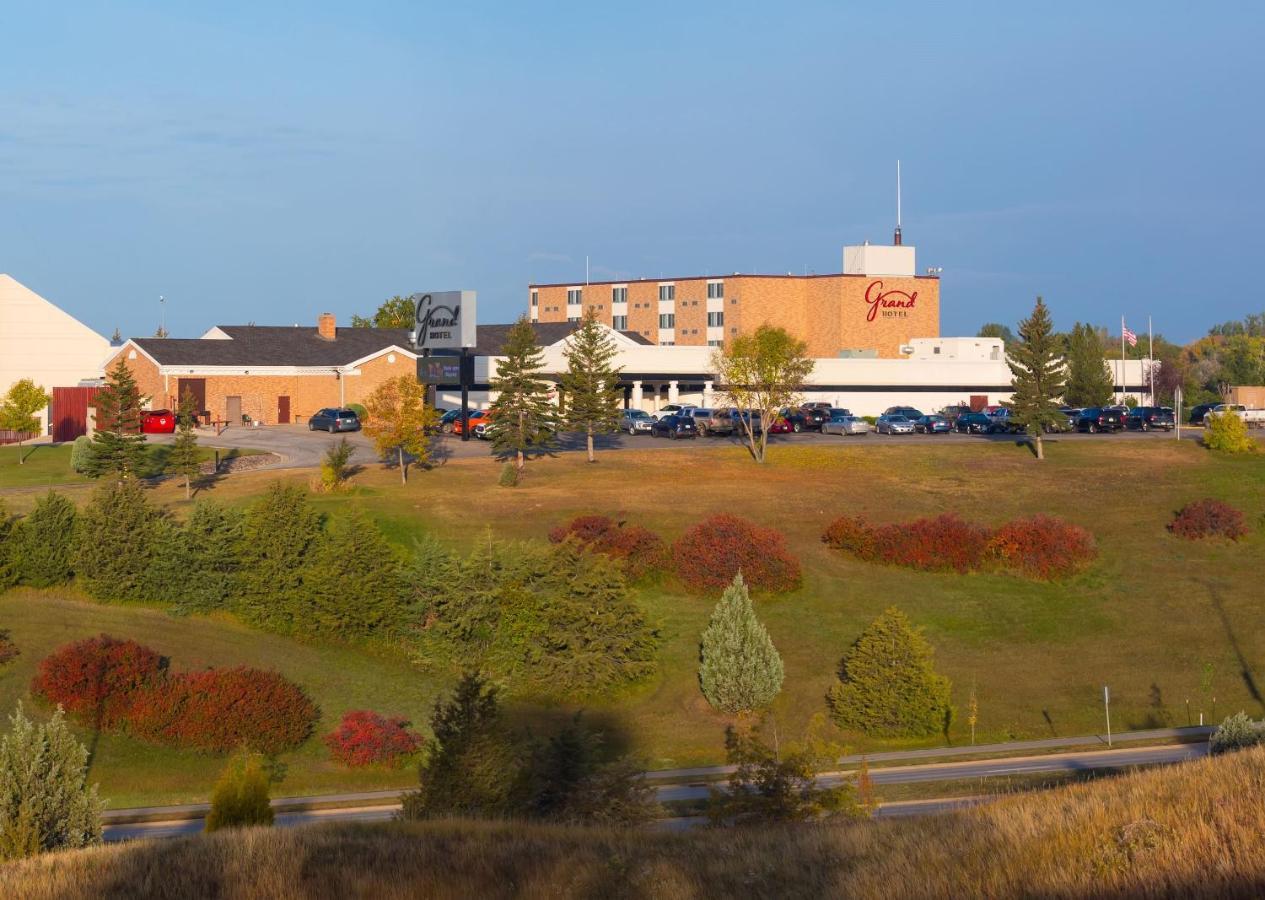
[5,747,1265,898]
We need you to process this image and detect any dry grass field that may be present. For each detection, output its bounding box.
[5,745,1265,899]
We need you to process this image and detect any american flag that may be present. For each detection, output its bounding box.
[1122,323,1138,347]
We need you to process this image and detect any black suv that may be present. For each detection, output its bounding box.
[1188,403,1218,426]
[308,408,361,433]
[1126,406,1175,432]
[1076,407,1126,433]
[954,412,992,433]
[650,414,698,439]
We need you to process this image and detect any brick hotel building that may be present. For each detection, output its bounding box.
[529,235,941,359]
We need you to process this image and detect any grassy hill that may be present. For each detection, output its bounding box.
[5,746,1265,898]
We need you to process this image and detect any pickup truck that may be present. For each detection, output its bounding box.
[1203,404,1265,429]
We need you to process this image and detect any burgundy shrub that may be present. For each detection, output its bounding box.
[869,514,992,574]
[1168,499,1249,541]
[549,515,668,580]
[548,515,617,545]
[31,635,165,728]
[822,516,877,558]
[673,514,801,593]
[129,666,318,755]
[325,710,422,767]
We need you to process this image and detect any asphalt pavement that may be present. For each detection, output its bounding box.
[156,421,1200,472]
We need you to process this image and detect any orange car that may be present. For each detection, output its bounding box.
[449,409,490,436]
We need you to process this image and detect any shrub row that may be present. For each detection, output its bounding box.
[548,515,668,580]
[324,710,422,767]
[823,513,1096,580]
[1168,499,1248,541]
[31,635,317,754]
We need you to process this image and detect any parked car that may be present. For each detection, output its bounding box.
[795,406,829,430]
[954,412,993,434]
[913,414,951,434]
[883,406,924,420]
[730,409,764,435]
[650,414,698,439]
[472,420,493,440]
[822,413,870,436]
[1188,402,1218,426]
[620,409,654,435]
[141,409,176,434]
[449,409,489,436]
[1075,407,1125,433]
[1203,404,1265,428]
[686,408,735,436]
[767,416,795,434]
[308,407,361,433]
[1126,406,1175,431]
[938,404,973,423]
[1057,408,1081,431]
[875,414,915,435]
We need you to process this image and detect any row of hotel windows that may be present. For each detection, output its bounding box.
[657,313,725,328]
[530,282,724,308]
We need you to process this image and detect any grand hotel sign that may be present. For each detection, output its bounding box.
[863,280,918,322]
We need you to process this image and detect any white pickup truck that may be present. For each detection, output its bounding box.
[1203,404,1265,428]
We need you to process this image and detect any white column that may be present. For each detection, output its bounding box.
[702,381,714,407]
[668,380,680,404]
[630,380,643,410]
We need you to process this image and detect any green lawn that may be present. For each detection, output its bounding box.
[2,437,1264,805]
[0,443,263,491]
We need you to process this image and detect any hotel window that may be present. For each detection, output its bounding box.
[658,284,675,302]
[531,290,538,307]
[612,315,628,330]
[568,316,581,323]
[707,311,724,327]
[660,340,676,346]
[659,313,675,328]
[567,288,583,304]
[707,281,724,299]
[707,340,723,347]
[612,286,627,303]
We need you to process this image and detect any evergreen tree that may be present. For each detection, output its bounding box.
[11,491,76,587]
[561,310,623,463]
[300,511,408,637]
[75,480,165,602]
[976,322,1016,345]
[1064,322,1114,408]
[524,715,658,825]
[236,482,322,633]
[1004,296,1066,460]
[168,500,245,613]
[0,379,51,464]
[488,316,559,482]
[205,751,274,832]
[400,672,524,819]
[166,389,201,500]
[699,572,784,714]
[0,500,15,589]
[84,358,148,480]
[0,704,104,860]
[827,607,952,738]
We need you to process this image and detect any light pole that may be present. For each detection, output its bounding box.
[1104,685,1112,748]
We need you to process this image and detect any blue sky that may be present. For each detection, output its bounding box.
[2,1,1262,343]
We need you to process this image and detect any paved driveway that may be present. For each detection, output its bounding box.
[152,422,1202,472]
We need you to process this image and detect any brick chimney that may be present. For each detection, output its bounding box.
[317,312,336,341]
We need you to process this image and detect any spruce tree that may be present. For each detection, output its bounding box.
[1004,296,1066,460]
[166,388,202,499]
[0,704,104,860]
[699,572,784,714]
[561,310,623,463]
[0,500,15,589]
[75,480,165,602]
[169,500,245,613]
[11,491,76,587]
[300,511,407,637]
[85,358,148,480]
[827,607,952,738]
[1064,322,1114,408]
[236,482,322,633]
[488,316,559,482]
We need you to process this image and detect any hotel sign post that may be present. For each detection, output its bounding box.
[411,291,477,441]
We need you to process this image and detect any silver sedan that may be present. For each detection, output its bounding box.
[875,414,915,434]
[822,414,870,436]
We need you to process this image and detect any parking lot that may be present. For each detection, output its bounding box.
[157,421,1204,472]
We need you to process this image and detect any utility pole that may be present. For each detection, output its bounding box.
[1104,685,1113,748]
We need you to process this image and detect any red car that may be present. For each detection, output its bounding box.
[767,416,795,434]
[450,409,489,436]
[141,410,176,434]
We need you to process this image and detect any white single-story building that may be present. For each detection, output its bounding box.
[0,274,112,436]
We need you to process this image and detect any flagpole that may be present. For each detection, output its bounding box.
[1121,316,1126,404]
[1148,316,1154,405]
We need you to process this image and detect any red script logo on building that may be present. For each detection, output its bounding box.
[864,281,918,322]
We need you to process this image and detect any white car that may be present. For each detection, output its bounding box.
[1204,404,1265,428]
[652,404,687,421]
[822,414,870,436]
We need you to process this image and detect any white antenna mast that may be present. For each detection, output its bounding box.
[894,160,903,246]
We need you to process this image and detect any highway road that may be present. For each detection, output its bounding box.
[102,740,1206,842]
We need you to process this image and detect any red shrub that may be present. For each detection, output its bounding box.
[549,516,668,580]
[987,515,1097,580]
[870,514,992,574]
[129,666,318,754]
[673,514,801,593]
[324,710,422,767]
[822,516,877,558]
[548,515,617,545]
[1168,499,1248,541]
[31,635,165,728]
